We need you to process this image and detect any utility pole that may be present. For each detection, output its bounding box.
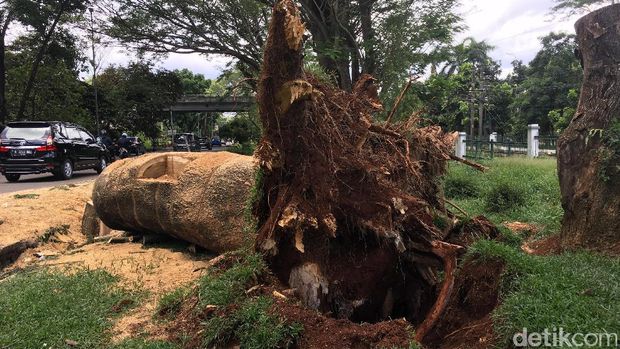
[477,70,487,141]
[89,8,100,136]
[468,67,476,138]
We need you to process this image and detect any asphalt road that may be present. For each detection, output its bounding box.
[0,147,232,194]
[0,171,99,194]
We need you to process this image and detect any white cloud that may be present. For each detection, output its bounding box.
[456,0,594,74]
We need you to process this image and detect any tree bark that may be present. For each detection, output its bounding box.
[92,152,256,253]
[0,11,12,125]
[16,0,69,119]
[558,4,620,250]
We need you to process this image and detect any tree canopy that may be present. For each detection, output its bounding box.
[98,0,462,92]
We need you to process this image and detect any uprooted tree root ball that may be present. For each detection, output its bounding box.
[252,0,493,343]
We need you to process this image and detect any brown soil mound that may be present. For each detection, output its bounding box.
[522,234,563,256]
[275,299,413,349]
[504,221,539,236]
[423,257,505,349]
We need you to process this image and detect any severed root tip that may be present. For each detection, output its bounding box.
[415,241,465,343]
[449,154,489,172]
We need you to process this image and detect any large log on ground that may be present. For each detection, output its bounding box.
[93,152,256,253]
[558,4,620,250]
[254,0,470,341]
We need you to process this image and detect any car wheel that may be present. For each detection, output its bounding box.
[95,157,107,174]
[5,174,20,182]
[55,159,73,180]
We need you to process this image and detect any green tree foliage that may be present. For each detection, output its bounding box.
[174,68,212,95]
[97,62,183,141]
[98,0,269,80]
[99,0,462,93]
[219,113,261,144]
[9,0,89,119]
[508,32,582,135]
[414,38,507,135]
[552,0,617,15]
[5,31,92,127]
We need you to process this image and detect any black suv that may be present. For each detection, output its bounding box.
[0,121,109,182]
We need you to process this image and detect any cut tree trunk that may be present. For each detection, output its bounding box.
[558,4,620,251]
[254,0,482,338]
[92,152,256,253]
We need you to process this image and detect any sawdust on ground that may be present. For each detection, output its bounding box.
[0,182,93,249]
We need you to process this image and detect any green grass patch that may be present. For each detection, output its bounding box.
[13,193,40,199]
[203,296,302,349]
[467,240,620,348]
[38,224,70,243]
[443,171,480,199]
[156,286,190,318]
[157,251,302,348]
[443,157,562,236]
[198,252,266,307]
[0,269,140,349]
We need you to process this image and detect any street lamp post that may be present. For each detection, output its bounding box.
[89,8,100,136]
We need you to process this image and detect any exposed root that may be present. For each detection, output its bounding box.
[415,241,464,342]
[449,154,488,172]
[253,0,498,331]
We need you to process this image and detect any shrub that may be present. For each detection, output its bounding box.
[485,182,526,212]
[444,175,479,199]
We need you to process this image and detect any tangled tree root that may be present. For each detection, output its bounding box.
[253,0,489,340]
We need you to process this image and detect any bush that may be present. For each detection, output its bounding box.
[485,182,526,212]
[444,175,480,199]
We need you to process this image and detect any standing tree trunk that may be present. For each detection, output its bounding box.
[16,0,69,119]
[0,11,12,125]
[558,4,620,251]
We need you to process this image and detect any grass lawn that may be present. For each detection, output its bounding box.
[444,157,563,237]
[444,157,620,347]
[0,269,176,349]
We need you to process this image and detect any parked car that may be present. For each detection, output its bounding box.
[173,133,200,152]
[211,137,222,147]
[0,121,109,182]
[197,137,212,150]
[127,137,147,155]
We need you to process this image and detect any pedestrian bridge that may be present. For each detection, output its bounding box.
[165,95,255,113]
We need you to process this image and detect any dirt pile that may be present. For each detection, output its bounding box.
[252,0,491,341]
[93,152,256,253]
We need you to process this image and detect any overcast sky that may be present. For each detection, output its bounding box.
[98,0,597,79]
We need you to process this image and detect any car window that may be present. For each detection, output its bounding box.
[65,127,83,140]
[1,126,50,140]
[79,129,94,143]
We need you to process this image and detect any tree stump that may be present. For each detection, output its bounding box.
[253,1,470,339]
[92,152,256,253]
[558,4,620,250]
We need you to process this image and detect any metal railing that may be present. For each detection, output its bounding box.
[463,135,557,160]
